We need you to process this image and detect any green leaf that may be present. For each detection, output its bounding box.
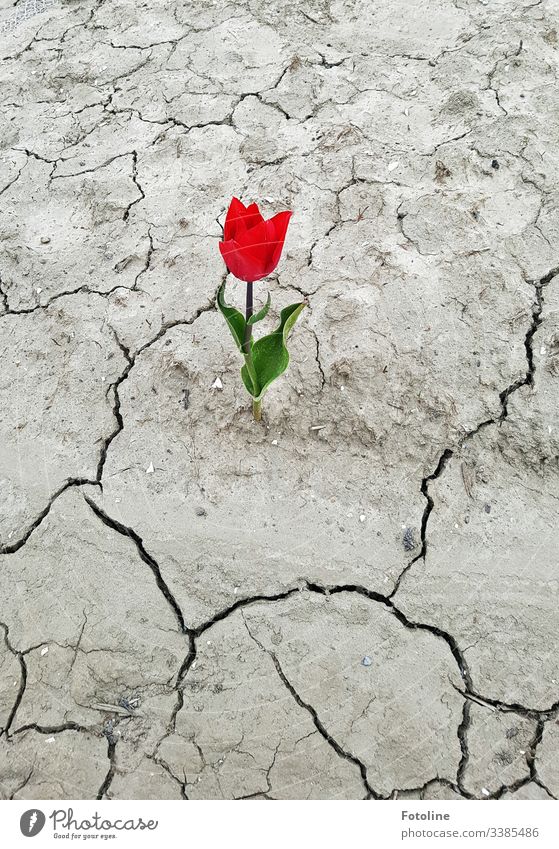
[241,363,256,396]
[247,291,271,326]
[241,302,306,401]
[217,283,246,351]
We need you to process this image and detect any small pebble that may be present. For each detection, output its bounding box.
[211,377,223,390]
[359,514,366,522]
[40,236,51,244]
[403,527,415,551]
[484,503,491,514]
[271,439,278,445]
[40,646,49,656]
[491,159,500,170]
[195,507,207,517]
[481,787,490,796]
[146,462,154,474]
[361,656,372,667]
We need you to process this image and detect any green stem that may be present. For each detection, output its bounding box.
[243,281,254,335]
[252,398,262,421]
[242,282,261,418]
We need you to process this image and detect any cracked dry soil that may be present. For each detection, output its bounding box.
[0,0,558,802]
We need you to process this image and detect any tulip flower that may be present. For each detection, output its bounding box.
[219,197,292,282]
[217,197,306,421]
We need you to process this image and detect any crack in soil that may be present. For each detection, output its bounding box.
[83,496,186,633]
[389,449,453,597]
[96,738,117,800]
[123,150,145,222]
[0,622,27,738]
[390,264,559,598]
[0,478,98,556]
[456,700,472,796]
[95,289,219,485]
[243,617,381,799]
[0,290,220,558]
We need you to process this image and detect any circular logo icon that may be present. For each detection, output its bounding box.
[20,810,46,837]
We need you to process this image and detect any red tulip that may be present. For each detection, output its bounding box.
[219,197,292,283]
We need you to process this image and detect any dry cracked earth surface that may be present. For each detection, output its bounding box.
[0,0,558,802]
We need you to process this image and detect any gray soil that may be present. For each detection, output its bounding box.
[0,0,558,800]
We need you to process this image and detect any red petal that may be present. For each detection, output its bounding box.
[219,205,292,281]
[265,210,292,274]
[219,239,267,283]
[235,216,268,248]
[223,197,247,242]
[223,198,264,241]
[242,202,265,232]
